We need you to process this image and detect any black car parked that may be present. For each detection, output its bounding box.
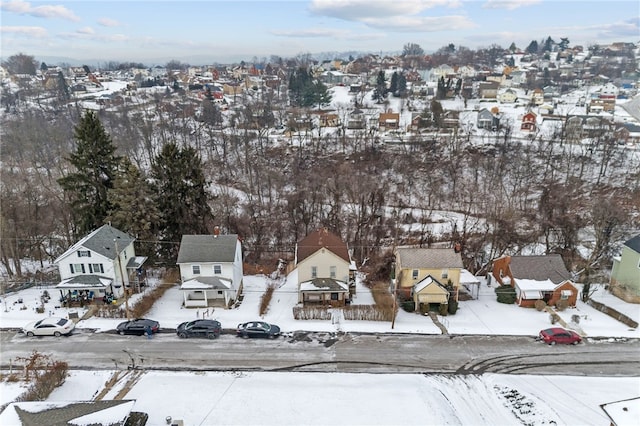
[176,319,222,339]
[236,321,281,339]
[116,318,160,336]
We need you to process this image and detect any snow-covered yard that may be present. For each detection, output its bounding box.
[1,271,639,425]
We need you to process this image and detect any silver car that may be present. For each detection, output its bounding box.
[22,317,75,337]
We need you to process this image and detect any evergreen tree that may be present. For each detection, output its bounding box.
[525,40,539,54]
[389,72,399,95]
[58,111,121,238]
[56,71,70,102]
[302,81,332,108]
[508,42,517,53]
[151,143,212,262]
[106,158,160,261]
[396,73,407,97]
[544,36,555,52]
[372,71,387,103]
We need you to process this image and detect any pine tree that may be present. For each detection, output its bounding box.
[151,143,212,262]
[372,71,386,103]
[389,72,399,95]
[525,40,539,54]
[58,111,121,238]
[106,158,160,261]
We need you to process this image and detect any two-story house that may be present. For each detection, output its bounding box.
[610,234,640,302]
[295,228,353,306]
[176,230,243,309]
[394,247,463,313]
[54,224,147,305]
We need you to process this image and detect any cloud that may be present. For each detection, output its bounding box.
[482,0,542,10]
[309,0,461,20]
[77,26,95,35]
[0,0,80,21]
[98,17,121,27]
[270,28,350,38]
[0,25,48,38]
[551,18,640,40]
[362,15,476,32]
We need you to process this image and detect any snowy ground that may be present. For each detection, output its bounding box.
[1,272,637,339]
[1,369,638,426]
[1,272,639,425]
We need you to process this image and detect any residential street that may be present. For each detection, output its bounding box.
[1,330,638,376]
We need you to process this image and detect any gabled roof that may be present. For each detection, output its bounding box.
[509,255,571,284]
[55,224,134,263]
[296,228,350,264]
[396,248,463,269]
[177,234,239,264]
[413,275,448,294]
[623,234,640,253]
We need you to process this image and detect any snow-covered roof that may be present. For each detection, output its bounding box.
[57,275,113,289]
[181,276,232,290]
[300,278,348,292]
[515,278,558,291]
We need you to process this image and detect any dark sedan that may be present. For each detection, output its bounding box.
[176,319,222,339]
[116,318,160,336]
[236,321,281,339]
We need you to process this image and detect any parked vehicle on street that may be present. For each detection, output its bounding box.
[236,321,280,339]
[22,317,75,337]
[537,327,582,345]
[116,318,160,336]
[176,319,222,339]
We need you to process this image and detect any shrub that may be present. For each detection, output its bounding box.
[495,285,516,304]
[555,299,568,311]
[439,304,448,316]
[259,283,276,316]
[534,299,547,311]
[401,301,415,312]
[448,301,458,315]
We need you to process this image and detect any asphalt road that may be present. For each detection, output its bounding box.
[1,329,638,376]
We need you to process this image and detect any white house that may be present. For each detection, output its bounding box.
[54,225,147,305]
[176,231,243,308]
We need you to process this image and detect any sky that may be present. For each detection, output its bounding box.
[1,0,639,65]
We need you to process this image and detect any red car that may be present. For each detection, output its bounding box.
[537,327,582,345]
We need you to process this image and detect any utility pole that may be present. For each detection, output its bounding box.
[115,239,130,320]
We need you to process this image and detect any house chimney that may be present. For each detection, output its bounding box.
[213,226,220,238]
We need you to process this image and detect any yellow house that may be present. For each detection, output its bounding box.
[296,228,353,306]
[394,248,464,308]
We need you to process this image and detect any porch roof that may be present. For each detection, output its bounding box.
[56,275,113,289]
[126,256,148,269]
[515,278,557,291]
[300,278,348,292]
[181,276,232,290]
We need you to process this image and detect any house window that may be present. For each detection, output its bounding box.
[70,264,85,274]
[89,264,104,274]
[192,265,201,274]
[311,266,317,279]
[213,265,222,274]
[561,290,572,300]
[412,269,419,280]
[330,266,336,279]
[331,293,339,300]
[442,269,449,279]
[77,250,91,257]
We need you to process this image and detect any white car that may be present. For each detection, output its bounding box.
[22,317,75,337]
